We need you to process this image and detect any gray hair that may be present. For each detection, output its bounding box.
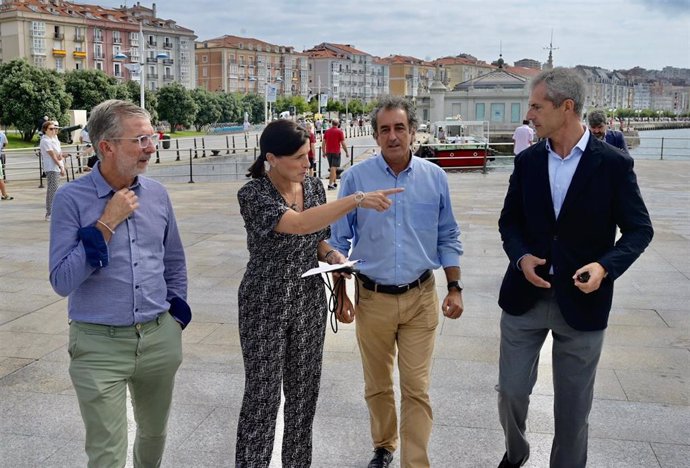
[530,68,586,117]
[370,95,418,137]
[587,109,608,127]
[88,100,151,160]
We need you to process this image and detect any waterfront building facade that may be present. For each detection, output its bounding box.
[432,55,495,91]
[194,35,308,99]
[0,0,196,90]
[513,58,541,70]
[304,42,389,104]
[379,54,435,100]
[416,65,530,131]
[574,65,633,111]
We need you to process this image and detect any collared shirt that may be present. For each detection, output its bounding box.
[512,124,534,155]
[49,162,187,326]
[329,153,462,285]
[547,129,589,219]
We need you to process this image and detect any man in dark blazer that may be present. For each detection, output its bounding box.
[587,109,629,155]
[495,69,653,468]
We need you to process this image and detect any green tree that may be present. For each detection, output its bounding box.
[64,69,119,112]
[347,99,365,117]
[0,59,72,141]
[364,99,379,114]
[156,82,197,132]
[242,93,264,124]
[292,95,309,115]
[123,80,159,123]
[190,88,222,131]
[217,92,244,123]
[326,98,342,113]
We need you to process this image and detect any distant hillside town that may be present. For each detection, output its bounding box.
[0,0,688,124]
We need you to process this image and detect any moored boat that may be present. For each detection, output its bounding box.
[416,120,494,168]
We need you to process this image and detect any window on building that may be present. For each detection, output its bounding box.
[202,67,208,77]
[31,21,46,36]
[511,103,521,123]
[33,55,46,68]
[32,37,46,54]
[95,61,103,71]
[114,62,122,77]
[475,103,485,120]
[490,103,505,122]
[113,30,121,44]
[202,55,208,63]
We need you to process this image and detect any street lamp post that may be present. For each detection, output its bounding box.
[114,21,168,109]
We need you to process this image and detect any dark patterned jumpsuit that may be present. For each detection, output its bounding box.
[235,175,329,467]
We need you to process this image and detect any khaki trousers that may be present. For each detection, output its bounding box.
[68,312,183,468]
[356,275,438,468]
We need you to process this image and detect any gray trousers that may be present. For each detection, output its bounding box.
[496,290,605,468]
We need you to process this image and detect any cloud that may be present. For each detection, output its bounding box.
[633,0,690,17]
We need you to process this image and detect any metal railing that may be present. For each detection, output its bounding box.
[1,135,686,187]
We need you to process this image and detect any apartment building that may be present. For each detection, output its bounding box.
[379,54,435,99]
[433,55,495,90]
[0,0,196,90]
[194,34,309,99]
[304,42,389,104]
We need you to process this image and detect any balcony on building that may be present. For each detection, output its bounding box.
[163,74,174,81]
[93,34,103,43]
[162,41,173,50]
[74,34,85,42]
[162,58,174,65]
[54,32,64,40]
[113,37,122,44]
[72,51,87,59]
[52,49,67,57]
[147,72,159,79]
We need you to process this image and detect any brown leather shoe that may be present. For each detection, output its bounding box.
[367,447,393,468]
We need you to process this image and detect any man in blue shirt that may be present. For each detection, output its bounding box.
[330,96,464,468]
[496,69,652,468]
[49,99,189,468]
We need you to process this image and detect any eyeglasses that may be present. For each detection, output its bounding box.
[47,127,57,131]
[109,134,160,149]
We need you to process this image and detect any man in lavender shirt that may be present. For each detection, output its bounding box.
[49,99,189,468]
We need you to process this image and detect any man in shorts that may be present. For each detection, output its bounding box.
[322,119,348,190]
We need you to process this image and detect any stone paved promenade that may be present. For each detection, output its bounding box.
[0,159,688,467]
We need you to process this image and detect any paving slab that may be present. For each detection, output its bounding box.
[0,159,687,467]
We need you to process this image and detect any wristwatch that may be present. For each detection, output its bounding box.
[447,280,464,293]
[354,191,366,207]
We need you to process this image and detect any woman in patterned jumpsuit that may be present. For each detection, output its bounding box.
[236,120,401,467]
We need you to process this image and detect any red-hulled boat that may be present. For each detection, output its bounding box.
[417,120,494,168]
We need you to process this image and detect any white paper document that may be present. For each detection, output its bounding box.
[301,260,360,278]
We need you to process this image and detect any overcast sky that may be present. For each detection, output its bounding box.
[93,0,689,71]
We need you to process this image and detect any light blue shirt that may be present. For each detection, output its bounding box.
[547,129,590,219]
[329,153,462,285]
[49,163,187,326]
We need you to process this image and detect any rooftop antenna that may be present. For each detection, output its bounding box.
[543,29,558,70]
[496,40,505,69]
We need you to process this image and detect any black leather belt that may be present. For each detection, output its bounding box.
[358,270,432,295]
